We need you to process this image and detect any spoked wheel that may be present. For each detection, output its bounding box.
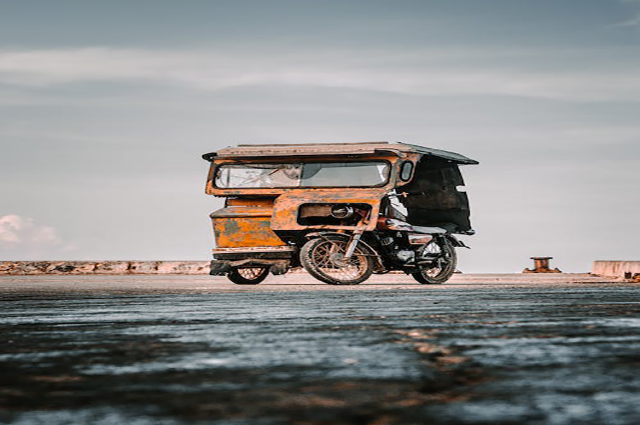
[227,267,269,285]
[411,239,457,284]
[301,237,374,285]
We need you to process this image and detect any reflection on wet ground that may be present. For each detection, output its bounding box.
[1,277,639,424]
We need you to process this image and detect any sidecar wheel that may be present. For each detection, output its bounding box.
[301,237,374,285]
[227,267,269,285]
[412,240,457,284]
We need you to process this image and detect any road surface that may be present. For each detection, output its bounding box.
[1,274,639,424]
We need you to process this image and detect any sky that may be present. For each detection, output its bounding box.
[1,0,639,272]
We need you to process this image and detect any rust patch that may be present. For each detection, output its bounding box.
[213,217,285,248]
[270,188,388,231]
[210,198,286,249]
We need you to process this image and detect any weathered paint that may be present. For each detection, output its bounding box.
[226,198,276,208]
[270,188,388,232]
[210,198,286,249]
[213,216,285,248]
[203,148,424,255]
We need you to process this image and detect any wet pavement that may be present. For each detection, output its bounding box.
[1,275,639,424]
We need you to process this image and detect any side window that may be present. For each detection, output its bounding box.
[399,161,414,182]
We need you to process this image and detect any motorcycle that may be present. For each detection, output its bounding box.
[202,142,477,285]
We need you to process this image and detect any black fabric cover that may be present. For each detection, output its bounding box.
[398,157,472,232]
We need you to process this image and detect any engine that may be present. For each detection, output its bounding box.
[379,233,439,266]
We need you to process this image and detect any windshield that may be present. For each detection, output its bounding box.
[214,161,390,188]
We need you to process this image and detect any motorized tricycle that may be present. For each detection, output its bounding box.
[202,142,477,285]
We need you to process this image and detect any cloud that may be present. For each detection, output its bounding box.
[610,14,640,27]
[0,214,60,244]
[0,214,75,259]
[611,0,640,27]
[1,47,640,102]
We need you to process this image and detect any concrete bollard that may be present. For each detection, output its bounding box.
[523,257,562,273]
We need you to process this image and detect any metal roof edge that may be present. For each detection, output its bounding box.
[202,142,478,164]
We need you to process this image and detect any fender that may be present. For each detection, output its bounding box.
[305,231,349,241]
[304,231,385,270]
[445,234,470,249]
[305,231,379,253]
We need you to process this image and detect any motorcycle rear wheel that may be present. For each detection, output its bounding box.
[301,237,374,285]
[412,240,457,284]
[227,267,269,285]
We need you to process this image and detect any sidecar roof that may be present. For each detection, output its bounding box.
[202,142,478,165]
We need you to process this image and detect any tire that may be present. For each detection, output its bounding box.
[411,239,457,284]
[300,237,374,285]
[227,267,269,285]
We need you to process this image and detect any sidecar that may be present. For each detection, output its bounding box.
[202,142,477,284]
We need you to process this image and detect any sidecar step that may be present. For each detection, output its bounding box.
[212,246,296,260]
[210,259,290,276]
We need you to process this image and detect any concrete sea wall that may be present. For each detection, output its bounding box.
[2,260,638,278]
[592,261,640,278]
[0,261,210,275]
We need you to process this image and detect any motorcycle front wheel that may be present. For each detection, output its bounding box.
[301,237,374,285]
[412,239,457,284]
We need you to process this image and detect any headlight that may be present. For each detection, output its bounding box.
[330,205,354,219]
